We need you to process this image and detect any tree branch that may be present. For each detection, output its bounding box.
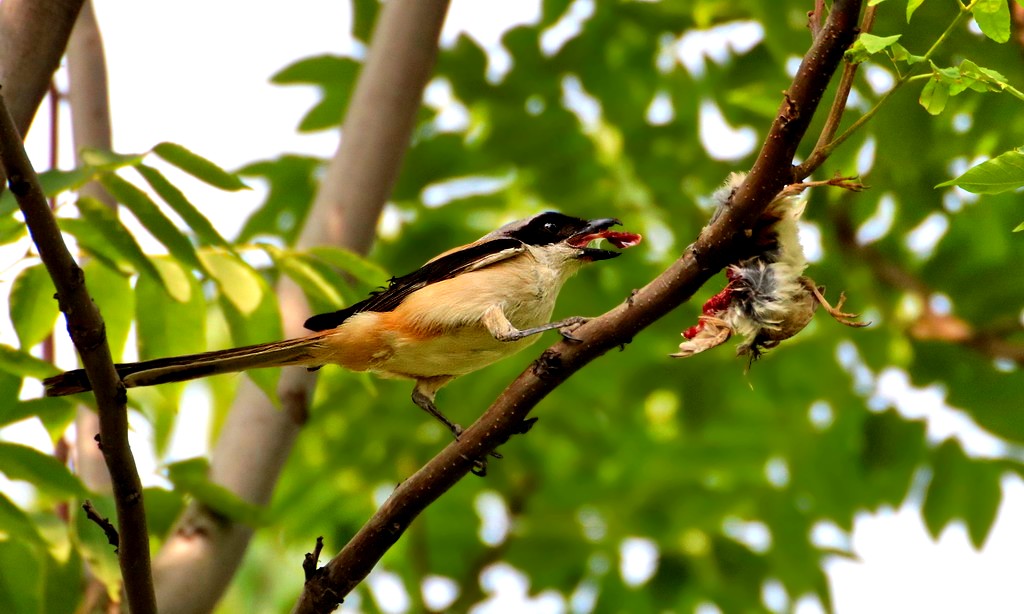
[83,499,119,549]
[795,4,876,179]
[293,1,865,611]
[0,91,156,613]
[152,1,452,611]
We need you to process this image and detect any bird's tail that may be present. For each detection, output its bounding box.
[43,335,328,397]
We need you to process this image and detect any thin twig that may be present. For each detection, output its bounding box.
[821,0,979,160]
[292,1,865,612]
[796,5,877,179]
[0,89,157,614]
[808,0,827,39]
[83,499,120,550]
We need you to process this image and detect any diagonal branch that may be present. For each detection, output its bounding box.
[0,91,156,613]
[293,0,865,611]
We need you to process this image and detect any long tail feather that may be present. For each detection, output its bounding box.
[43,336,327,397]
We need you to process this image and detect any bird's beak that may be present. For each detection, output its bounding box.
[566,218,642,260]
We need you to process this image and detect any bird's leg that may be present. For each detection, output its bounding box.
[411,385,462,438]
[801,278,870,328]
[482,305,589,342]
[412,378,501,466]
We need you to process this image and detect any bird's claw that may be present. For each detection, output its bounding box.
[559,317,590,342]
[806,283,870,328]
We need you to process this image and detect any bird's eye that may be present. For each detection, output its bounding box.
[543,222,557,233]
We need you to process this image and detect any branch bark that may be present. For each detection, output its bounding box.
[293,1,864,611]
[0,0,84,136]
[0,92,156,613]
[151,1,452,612]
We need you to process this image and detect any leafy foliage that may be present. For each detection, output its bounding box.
[2,0,1023,612]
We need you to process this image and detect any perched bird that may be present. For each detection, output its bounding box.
[45,212,642,436]
[673,174,866,362]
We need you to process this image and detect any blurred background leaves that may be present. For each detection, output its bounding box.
[1,0,1022,612]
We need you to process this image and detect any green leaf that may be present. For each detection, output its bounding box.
[82,260,135,362]
[143,487,185,540]
[0,538,44,614]
[936,149,1024,194]
[351,0,379,42]
[135,265,205,362]
[70,196,163,282]
[923,440,1003,548]
[78,148,145,170]
[218,273,282,401]
[844,34,901,63]
[164,458,267,525]
[0,492,46,546]
[133,267,204,455]
[906,0,926,22]
[861,33,901,54]
[890,43,925,65]
[0,168,94,217]
[0,442,87,498]
[135,164,232,248]
[308,246,391,288]
[0,397,75,436]
[99,173,205,272]
[0,214,26,245]
[1014,221,1024,232]
[0,344,58,379]
[41,538,85,614]
[152,142,248,191]
[972,0,1011,43]
[149,257,193,304]
[236,155,321,245]
[9,264,59,349]
[199,250,264,316]
[918,75,949,115]
[271,55,362,132]
[266,247,346,314]
[56,219,130,276]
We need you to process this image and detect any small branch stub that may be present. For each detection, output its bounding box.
[83,499,120,551]
[303,536,325,581]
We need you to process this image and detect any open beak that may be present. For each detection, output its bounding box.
[567,218,643,260]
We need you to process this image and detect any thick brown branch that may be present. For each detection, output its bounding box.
[0,92,156,613]
[293,1,865,612]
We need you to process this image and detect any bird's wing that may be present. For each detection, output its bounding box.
[303,238,525,331]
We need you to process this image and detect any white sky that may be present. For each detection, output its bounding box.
[6,1,1024,612]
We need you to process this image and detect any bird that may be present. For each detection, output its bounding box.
[673,174,866,362]
[44,212,642,437]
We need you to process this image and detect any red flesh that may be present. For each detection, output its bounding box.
[569,230,642,249]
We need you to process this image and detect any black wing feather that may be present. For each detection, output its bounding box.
[304,238,524,331]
